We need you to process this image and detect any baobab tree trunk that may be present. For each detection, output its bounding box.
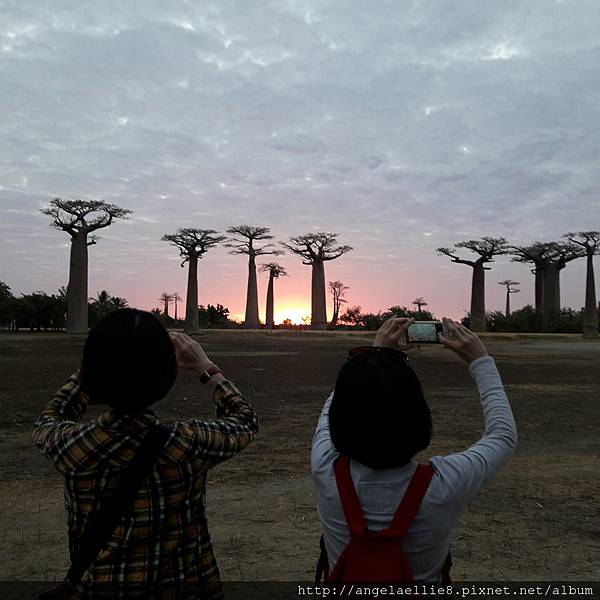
[163,299,169,317]
[329,309,339,330]
[66,232,89,334]
[311,260,327,330]
[541,263,560,332]
[265,273,275,329]
[185,254,200,334]
[505,289,510,317]
[583,253,598,339]
[244,256,260,329]
[534,267,543,314]
[469,264,486,332]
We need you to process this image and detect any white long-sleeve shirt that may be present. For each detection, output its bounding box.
[311,355,518,582]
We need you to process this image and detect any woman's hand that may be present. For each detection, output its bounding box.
[438,318,488,364]
[169,332,216,375]
[373,317,414,351]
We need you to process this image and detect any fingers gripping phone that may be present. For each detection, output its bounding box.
[406,321,447,344]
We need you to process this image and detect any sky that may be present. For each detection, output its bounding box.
[1,0,599,323]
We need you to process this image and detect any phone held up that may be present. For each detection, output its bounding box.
[406,320,448,344]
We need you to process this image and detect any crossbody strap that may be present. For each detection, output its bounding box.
[66,424,172,586]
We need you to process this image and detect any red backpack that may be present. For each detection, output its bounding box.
[316,456,451,584]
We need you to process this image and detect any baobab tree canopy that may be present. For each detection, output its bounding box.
[162,228,226,264]
[40,198,132,334]
[161,228,226,334]
[436,237,509,331]
[226,225,283,328]
[511,241,583,331]
[282,232,352,329]
[41,198,132,237]
[281,232,353,265]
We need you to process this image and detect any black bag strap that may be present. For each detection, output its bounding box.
[65,424,172,586]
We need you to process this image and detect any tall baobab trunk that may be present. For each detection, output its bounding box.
[185,254,200,334]
[66,232,89,334]
[583,253,598,339]
[311,260,327,330]
[244,256,260,328]
[470,264,486,332]
[265,273,275,329]
[534,267,543,314]
[505,289,510,317]
[541,263,560,332]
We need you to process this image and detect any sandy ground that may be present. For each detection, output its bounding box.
[0,330,599,582]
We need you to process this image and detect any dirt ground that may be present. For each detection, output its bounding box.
[0,330,598,582]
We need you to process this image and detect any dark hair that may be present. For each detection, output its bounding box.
[329,350,432,469]
[80,309,177,413]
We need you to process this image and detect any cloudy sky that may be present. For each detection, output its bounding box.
[1,0,599,322]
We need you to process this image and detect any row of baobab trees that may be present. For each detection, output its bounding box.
[41,199,599,338]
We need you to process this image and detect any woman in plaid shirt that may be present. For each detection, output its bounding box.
[33,309,259,599]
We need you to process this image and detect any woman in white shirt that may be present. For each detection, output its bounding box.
[311,317,518,582]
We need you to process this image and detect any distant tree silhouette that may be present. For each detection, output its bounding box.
[159,292,173,317]
[226,226,283,329]
[282,232,352,330]
[498,280,520,317]
[437,237,509,331]
[259,262,288,329]
[41,198,131,333]
[90,290,113,319]
[328,280,349,329]
[512,241,582,331]
[110,297,128,310]
[162,228,226,334]
[412,297,428,312]
[562,231,600,338]
[172,291,182,321]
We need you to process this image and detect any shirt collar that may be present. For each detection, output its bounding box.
[95,408,160,430]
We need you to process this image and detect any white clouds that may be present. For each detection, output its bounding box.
[0,1,599,316]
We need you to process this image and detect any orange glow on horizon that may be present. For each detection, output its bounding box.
[273,305,311,325]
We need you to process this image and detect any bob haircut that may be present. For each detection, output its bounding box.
[80,308,177,413]
[329,350,432,469]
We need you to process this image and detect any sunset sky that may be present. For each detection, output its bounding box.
[1,1,599,323]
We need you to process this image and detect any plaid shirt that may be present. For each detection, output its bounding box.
[33,372,259,599]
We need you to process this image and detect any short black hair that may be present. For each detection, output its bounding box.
[80,308,177,413]
[329,350,432,469]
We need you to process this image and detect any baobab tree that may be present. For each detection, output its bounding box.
[328,280,349,329]
[259,262,288,329]
[512,241,582,331]
[41,198,132,333]
[162,228,226,334]
[563,231,600,339]
[172,291,182,321]
[412,297,428,312]
[436,237,509,332]
[226,226,283,329]
[159,292,173,317]
[498,280,520,317]
[282,232,353,330]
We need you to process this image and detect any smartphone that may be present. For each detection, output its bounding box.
[407,321,445,344]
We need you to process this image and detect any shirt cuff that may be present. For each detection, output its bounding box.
[468,355,496,376]
[213,379,244,407]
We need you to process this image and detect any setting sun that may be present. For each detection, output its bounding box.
[273,305,311,325]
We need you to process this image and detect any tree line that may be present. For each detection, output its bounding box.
[8,198,596,338]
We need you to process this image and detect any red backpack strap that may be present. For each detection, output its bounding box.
[333,455,367,536]
[386,463,435,538]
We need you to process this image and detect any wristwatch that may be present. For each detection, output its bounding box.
[198,364,223,384]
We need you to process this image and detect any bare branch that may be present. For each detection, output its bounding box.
[282,232,352,264]
[40,198,131,238]
[162,228,227,263]
[260,262,288,278]
[562,231,600,255]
